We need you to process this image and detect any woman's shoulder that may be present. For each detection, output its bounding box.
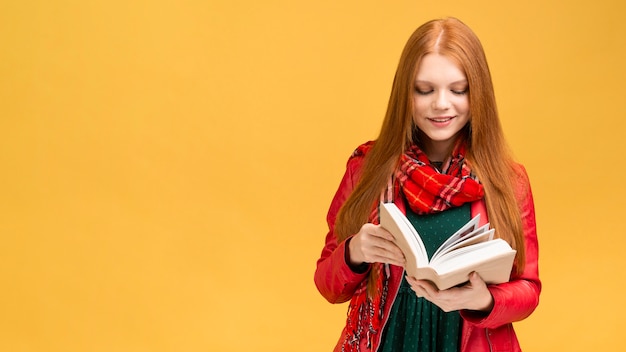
[346,141,375,177]
[348,140,376,160]
[511,162,530,183]
[345,141,375,172]
[510,162,533,202]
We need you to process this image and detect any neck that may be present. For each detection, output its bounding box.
[417,130,467,161]
[421,139,454,162]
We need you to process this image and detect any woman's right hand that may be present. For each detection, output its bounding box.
[348,223,406,267]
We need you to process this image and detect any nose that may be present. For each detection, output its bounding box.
[433,91,451,110]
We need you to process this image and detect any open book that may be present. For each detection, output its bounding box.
[379,202,516,290]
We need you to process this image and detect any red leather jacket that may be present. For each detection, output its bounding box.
[314,144,541,352]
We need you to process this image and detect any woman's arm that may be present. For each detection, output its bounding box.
[314,154,371,303]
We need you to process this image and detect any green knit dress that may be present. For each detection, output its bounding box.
[379,202,470,352]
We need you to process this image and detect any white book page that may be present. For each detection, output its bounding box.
[392,205,427,262]
[380,203,428,269]
[430,229,494,266]
[430,239,513,273]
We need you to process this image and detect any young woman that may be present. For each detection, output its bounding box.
[314,17,540,352]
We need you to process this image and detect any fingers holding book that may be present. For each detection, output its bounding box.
[347,223,406,268]
[406,272,494,313]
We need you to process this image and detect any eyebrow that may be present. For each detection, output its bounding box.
[414,79,468,85]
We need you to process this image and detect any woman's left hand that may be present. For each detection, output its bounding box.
[406,272,494,312]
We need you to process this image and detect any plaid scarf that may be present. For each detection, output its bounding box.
[341,140,484,352]
[396,141,484,214]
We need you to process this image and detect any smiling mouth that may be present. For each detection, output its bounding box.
[428,116,455,122]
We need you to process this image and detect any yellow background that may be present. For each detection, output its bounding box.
[1,1,625,351]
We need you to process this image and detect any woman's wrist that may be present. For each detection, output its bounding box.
[345,237,369,273]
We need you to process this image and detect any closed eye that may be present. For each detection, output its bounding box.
[415,88,433,95]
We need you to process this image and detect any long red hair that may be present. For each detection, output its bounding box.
[335,17,525,294]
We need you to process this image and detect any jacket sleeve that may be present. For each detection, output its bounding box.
[314,152,371,304]
[461,164,542,327]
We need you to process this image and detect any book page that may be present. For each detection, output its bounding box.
[430,228,494,265]
[422,240,516,289]
[379,202,428,276]
[430,239,514,274]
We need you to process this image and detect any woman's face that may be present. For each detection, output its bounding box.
[412,53,470,161]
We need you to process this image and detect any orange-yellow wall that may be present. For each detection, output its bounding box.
[1,1,625,351]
